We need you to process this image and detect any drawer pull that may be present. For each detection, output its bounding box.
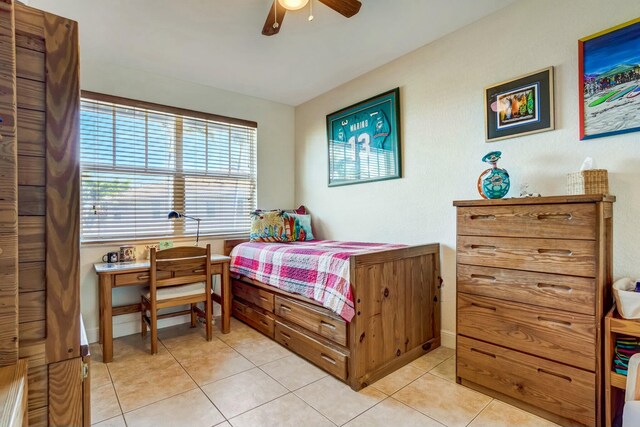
[470,214,496,221]
[536,283,572,293]
[470,245,496,251]
[320,321,337,330]
[471,302,497,311]
[137,274,150,280]
[470,274,496,281]
[260,320,269,327]
[320,353,337,365]
[470,348,496,358]
[280,305,292,312]
[537,316,572,327]
[259,295,270,302]
[192,268,205,273]
[537,249,573,256]
[280,331,291,340]
[537,213,573,221]
[537,368,572,382]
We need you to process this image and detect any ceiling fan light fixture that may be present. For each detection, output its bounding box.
[277,0,309,11]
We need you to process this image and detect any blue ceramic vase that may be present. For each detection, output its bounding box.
[478,151,510,199]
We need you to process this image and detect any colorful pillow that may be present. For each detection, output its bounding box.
[250,210,289,242]
[283,213,315,241]
[255,205,307,215]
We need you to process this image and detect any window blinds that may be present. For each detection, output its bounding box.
[80,95,257,242]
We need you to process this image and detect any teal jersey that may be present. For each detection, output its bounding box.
[336,109,391,151]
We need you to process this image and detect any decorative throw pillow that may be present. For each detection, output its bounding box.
[283,213,315,241]
[255,205,307,215]
[250,210,289,242]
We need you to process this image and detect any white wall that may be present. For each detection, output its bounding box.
[295,0,640,348]
[81,61,295,342]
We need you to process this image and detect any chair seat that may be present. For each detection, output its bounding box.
[143,281,206,301]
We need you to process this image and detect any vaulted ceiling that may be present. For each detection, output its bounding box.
[27,0,518,105]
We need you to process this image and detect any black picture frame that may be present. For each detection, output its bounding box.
[485,67,555,142]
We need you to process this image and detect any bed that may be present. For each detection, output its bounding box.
[224,239,442,391]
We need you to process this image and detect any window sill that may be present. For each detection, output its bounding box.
[80,233,248,248]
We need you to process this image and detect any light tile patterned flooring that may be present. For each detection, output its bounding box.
[91,318,560,427]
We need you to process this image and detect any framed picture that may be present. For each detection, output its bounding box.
[326,88,401,187]
[484,67,555,142]
[579,18,640,140]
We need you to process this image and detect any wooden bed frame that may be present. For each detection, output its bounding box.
[224,239,442,391]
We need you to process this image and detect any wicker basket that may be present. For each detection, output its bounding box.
[567,169,609,195]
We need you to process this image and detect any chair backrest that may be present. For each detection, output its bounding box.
[149,245,212,296]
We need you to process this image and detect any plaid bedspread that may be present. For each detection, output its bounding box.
[230,240,406,322]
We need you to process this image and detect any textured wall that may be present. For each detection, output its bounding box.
[294,0,640,346]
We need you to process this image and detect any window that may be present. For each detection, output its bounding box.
[80,92,257,242]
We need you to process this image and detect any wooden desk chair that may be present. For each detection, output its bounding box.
[141,244,213,354]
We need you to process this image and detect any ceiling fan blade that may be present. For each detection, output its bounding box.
[318,0,362,18]
[262,0,287,36]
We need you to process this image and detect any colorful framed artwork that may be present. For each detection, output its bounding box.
[579,18,640,140]
[326,88,401,187]
[484,67,555,142]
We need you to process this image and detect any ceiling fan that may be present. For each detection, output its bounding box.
[262,0,362,36]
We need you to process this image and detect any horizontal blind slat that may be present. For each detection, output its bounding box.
[80,97,257,242]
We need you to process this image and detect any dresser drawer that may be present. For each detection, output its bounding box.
[457,293,596,371]
[457,203,596,240]
[233,298,274,338]
[457,235,596,277]
[114,270,171,286]
[275,320,348,380]
[457,264,596,315]
[232,279,274,312]
[275,296,347,346]
[457,336,595,427]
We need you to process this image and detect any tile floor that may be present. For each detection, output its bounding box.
[91,318,560,427]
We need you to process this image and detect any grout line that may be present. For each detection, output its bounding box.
[105,335,196,417]
[465,397,494,426]
[226,390,290,420]
[258,357,328,393]
[90,414,127,427]
[336,395,389,426]
[104,362,126,422]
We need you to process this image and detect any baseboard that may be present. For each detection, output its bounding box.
[440,329,456,349]
[87,306,222,344]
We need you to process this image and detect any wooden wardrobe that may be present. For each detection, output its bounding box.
[454,195,615,427]
[0,1,88,426]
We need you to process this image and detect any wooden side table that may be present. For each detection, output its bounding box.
[605,306,640,426]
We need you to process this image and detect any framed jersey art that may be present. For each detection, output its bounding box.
[326,88,401,187]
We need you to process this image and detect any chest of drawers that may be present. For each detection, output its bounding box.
[454,195,615,427]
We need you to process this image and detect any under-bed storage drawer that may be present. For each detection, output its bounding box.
[457,203,597,240]
[232,279,274,312]
[456,235,596,277]
[275,296,347,346]
[275,320,348,381]
[457,264,596,315]
[457,293,596,371]
[457,336,595,427]
[233,298,274,338]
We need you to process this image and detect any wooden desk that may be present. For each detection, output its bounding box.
[94,255,231,363]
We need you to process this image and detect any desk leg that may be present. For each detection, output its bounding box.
[222,262,230,334]
[99,275,114,363]
[98,279,103,345]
